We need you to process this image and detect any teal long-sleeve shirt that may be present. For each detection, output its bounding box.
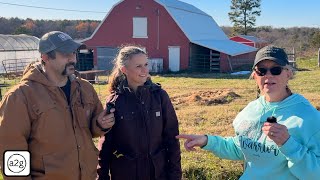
[203,94,320,180]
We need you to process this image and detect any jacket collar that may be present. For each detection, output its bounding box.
[21,62,82,87]
[116,78,161,95]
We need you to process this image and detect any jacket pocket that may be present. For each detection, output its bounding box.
[31,102,63,140]
[43,152,77,179]
[149,108,162,120]
[117,113,134,121]
[32,102,56,117]
[110,152,137,180]
[149,108,163,135]
[84,147,99,180]
[115,113,135,129]
[151,149,167,179]
[30,155,45,177]
[76,97,94,128]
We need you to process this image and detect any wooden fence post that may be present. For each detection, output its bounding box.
[227,55,233,72]
[293,47,296,68]
[318,48,320,67]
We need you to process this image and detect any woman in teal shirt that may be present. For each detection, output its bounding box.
[177,45,320,180]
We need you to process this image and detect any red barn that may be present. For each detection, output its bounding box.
[230,35,269,49]
[82,0,257,72]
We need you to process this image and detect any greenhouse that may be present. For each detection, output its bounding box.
[0,34,40,75]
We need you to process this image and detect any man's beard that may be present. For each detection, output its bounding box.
[62,62,76,76]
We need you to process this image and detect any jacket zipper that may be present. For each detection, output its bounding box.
[136,92,150,158]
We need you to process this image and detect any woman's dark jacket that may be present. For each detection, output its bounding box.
[97,80,182,180]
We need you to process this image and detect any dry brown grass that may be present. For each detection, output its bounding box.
[1,58,319,180]
[171,89,240,106]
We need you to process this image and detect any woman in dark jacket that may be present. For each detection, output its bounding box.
[97,45,182,180]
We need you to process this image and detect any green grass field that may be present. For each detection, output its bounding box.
[1,58,319,179]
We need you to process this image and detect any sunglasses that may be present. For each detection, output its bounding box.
[254,66,286,76]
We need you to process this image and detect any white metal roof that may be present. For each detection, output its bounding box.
[156,0,208,16]
[156,0,227,40]
[193,39,257,56]
[156,0,257,55]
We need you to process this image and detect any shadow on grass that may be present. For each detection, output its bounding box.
[183,167,242,180]
[295,68,311,71]
[151,71,251,80]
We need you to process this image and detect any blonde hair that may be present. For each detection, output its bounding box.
[108,45,147,93]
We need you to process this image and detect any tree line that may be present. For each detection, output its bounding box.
[0,17,100,39]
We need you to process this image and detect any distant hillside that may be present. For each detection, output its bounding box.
[1,17,319,58]
[0,17,100,40]
[222,26,320,57]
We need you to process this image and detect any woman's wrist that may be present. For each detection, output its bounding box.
[200,135,208,148]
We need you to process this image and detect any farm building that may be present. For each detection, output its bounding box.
[230,35,269,49]
[82,0,257,73]
[0,34,40,75]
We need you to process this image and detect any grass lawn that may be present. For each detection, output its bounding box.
[1,58,319,179]
[92,57,320,179]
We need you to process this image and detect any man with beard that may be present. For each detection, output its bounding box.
[0,31,115,180]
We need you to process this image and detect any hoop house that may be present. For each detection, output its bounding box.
[0,34,40,75]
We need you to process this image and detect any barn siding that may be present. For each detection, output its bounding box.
[220,51,256,72]
[230,36,268,49]
[84,0,190,71]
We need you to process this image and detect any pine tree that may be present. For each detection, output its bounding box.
[228,0,261,35]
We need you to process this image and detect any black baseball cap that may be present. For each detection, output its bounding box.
[253,45,289,68]
[38,31,82,54]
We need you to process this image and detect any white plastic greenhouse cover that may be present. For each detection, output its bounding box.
[0,34,40,74]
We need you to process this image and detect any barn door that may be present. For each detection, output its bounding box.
[168,46,180,72]
[97,47,118,70]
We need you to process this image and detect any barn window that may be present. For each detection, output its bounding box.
[133,17,148,38]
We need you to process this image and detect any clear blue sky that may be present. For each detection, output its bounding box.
[0,0,319,28]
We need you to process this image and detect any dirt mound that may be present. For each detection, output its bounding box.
[171,90,240,106]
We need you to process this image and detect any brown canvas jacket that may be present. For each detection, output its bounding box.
[0,63,106,180]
